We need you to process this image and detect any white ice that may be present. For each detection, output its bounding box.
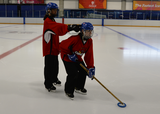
[0,24,160,114]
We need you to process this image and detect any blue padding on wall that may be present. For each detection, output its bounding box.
[21,5,46,17]
[0,5,5,10]
[0,5,5,17]
[0,5,17,17]
[34,5,45,10]
[34,5,45,17]
[7,5,17,17]
[21,5,33,17]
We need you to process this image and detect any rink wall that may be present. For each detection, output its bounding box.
[0,17,160,27]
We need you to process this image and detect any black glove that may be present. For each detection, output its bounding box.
[68,24,81,32]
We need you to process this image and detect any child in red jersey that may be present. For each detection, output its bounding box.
[60,22,95,100]
[43,2,81,92]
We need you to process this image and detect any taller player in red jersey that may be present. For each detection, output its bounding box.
[60,22,95,100]
[43,2,81,92]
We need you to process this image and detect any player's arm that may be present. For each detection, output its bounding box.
[54,23,81,36]
[84,40,95,79]
[68,24,81,32]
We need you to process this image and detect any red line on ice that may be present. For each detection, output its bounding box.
[0,35,42,60]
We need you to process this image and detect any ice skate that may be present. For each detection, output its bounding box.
[65,93,74,100]
[75,88,87,95]
[46,85,56,92]
[53,79,61,86]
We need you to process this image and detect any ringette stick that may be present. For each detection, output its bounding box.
[79,63,126,108]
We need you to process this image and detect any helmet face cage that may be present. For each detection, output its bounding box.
[81,22,94,40]
[83,30,94,40]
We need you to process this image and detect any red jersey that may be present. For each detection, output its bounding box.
[60,35,94,69]
[42,17,69,56]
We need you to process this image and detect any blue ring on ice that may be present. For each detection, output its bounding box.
[117,102,127,108]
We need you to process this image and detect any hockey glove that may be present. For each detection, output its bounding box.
[68,24,81,32]
[88,67,95,79]
[67,53,78,62]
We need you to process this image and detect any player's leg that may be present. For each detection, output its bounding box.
[52,55,61,86]
[44,55,56,92]
[62,60,78,99]
[75,61,87,95]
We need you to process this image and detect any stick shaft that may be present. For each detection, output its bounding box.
[93,77,123,104]
[79,63,124,104]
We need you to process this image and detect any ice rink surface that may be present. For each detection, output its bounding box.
[0,24,160,114]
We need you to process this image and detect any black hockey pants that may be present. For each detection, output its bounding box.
[62,60,87,94]
[44,55,59,88]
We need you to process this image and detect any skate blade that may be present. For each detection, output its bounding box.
[65,94,74,100]
[75,90,87,95]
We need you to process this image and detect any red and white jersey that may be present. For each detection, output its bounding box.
[42,17,69,56]
[60,34,94,69]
